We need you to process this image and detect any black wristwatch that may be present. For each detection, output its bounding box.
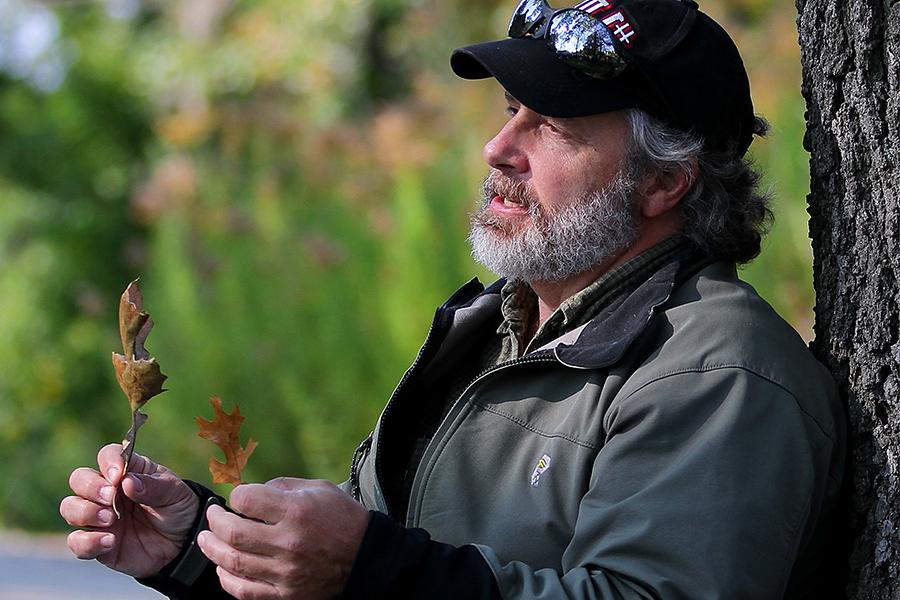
[136,480,228,598]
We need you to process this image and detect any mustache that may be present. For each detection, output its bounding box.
[480,170,539,210]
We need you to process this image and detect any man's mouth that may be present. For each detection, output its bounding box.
[490,193,529,215]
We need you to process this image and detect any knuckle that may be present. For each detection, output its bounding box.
[68,467,92,492]
[296,494,317,517]
[230,577,259,599]
[232,580,248,599]
[284,535,307,558]
[129,451,144,469]
[75,502,94,526]
[283,501,305,525]
[97,443,121,463]
[227,547,243,573]
[266,477,300,492]
[221,575,240,598]
[229,486,248,511]
[74,503,91,526]
[283,562,306,585]
[224,524,243,548]
[60,497,91,527]
[66,531,91,558]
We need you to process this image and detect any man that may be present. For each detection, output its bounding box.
[61,0,846,598]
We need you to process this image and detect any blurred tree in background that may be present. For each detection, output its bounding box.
[0,0,813,530]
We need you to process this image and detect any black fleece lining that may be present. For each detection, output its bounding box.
[342,511,501,600]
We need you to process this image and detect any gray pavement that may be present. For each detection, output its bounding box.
[0,530,163,599]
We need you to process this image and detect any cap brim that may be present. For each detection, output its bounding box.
[450,38,651,118]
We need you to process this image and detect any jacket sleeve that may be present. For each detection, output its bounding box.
[136,482,499,600]
[342,511,502,599]
[473,367,841,599]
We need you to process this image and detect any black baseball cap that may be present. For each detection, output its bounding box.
[450,0,756,157]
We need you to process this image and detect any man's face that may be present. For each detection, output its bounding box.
[469,93,642,283]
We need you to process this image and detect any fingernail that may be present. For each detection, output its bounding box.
[128,474,144,494]
[98,509,114,526]
[99,486,114,504]
[100,534,115,549]
[196,531,207,547]
[106,467,118,482]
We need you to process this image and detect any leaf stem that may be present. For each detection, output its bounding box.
[113,409,148,519]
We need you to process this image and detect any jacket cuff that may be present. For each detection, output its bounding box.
[135,480,234,599]
[341,511,500,599]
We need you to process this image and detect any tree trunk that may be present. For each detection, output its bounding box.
[796,0,900,596]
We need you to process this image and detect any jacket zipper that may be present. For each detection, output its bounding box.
[405,351,558,525]
[463,351,558,389]
[372,306,455,515]
[349,433,373,502]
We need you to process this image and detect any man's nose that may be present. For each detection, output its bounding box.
[483,122,529,177]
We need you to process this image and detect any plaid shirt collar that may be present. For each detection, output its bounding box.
[497,237,687,361]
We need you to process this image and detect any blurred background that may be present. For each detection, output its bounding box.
[0,0,812,533]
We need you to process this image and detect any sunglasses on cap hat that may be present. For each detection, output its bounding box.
[451,0,755,157]
[507,0,629,80]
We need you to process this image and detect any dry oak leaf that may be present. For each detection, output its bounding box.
[196,396,258,485]
[110,279,167,518]
[111,279,167,469]
[112,279,167,413]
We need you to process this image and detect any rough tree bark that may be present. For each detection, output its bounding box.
[796,0,900,597]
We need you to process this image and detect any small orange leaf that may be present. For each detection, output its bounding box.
[196,396,258,485]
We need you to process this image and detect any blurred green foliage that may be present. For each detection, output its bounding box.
[0,0,813,530]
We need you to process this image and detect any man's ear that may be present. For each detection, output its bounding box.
[637,160,697,218]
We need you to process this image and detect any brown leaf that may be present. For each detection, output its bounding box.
[112,353,167,412]
[119,281,147,358]
[196,396,258,485]
[111,279,168,517]
[114,279,168,411]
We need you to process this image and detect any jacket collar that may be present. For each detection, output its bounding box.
[552,258,681,369]
[446,248,713,371]
[553,247,717,368]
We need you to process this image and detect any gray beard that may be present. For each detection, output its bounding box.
[468,170,641,283]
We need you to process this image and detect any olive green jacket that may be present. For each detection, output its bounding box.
[350,256,845,599]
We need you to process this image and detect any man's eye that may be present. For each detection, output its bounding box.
[505,105,518,117]
[542,121,562,134]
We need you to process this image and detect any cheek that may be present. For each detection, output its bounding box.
[530,153,594,207]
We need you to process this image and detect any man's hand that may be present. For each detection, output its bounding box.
[60,443,199,578]
[197,478,371,600]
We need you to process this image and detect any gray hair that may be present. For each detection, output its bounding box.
[625,109,773,264]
